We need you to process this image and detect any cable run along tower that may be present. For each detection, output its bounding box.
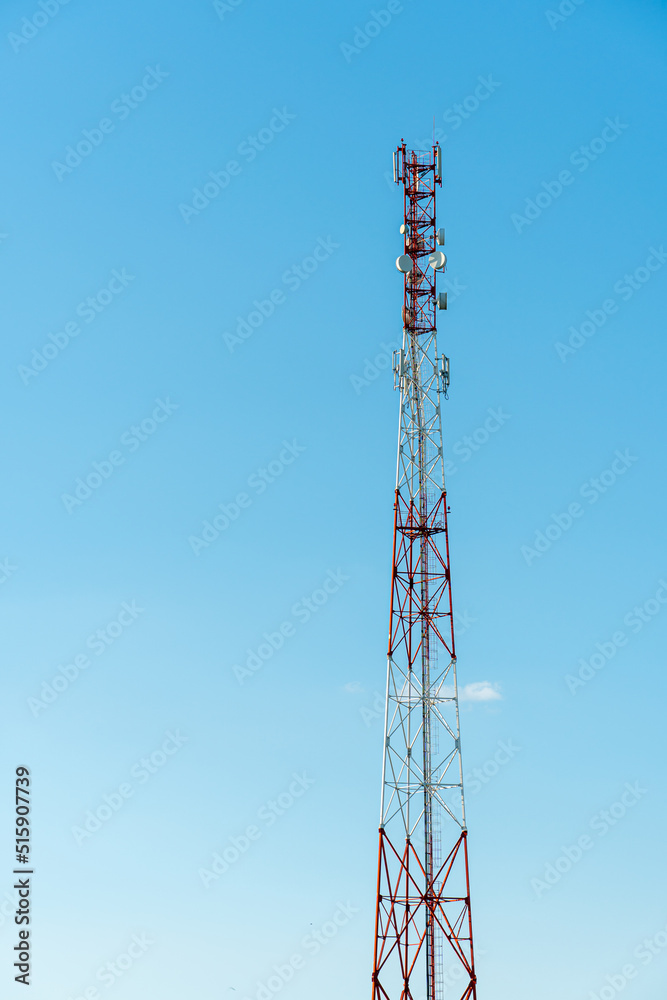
[371,143,478,1000]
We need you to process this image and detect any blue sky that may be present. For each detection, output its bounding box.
[1,1,666,998]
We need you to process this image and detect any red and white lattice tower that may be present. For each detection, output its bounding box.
[371,143,478,1000]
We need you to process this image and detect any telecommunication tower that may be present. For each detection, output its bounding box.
[371,143,478,1000]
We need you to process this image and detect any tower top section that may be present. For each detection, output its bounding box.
[393,141,442,186]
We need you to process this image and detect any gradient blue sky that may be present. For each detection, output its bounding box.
[1,1,666,998]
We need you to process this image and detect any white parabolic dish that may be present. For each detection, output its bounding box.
[428,251,447,270]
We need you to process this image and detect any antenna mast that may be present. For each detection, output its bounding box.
[371,142,477,1000]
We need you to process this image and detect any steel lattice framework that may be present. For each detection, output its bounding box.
[371,143,478,1000]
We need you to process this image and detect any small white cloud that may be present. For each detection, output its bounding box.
[343,681,364,694]
[459,681,502,702]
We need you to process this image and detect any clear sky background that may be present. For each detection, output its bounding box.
[1,1,666,998]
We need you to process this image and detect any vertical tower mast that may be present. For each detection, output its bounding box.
[372,143,477,1000]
